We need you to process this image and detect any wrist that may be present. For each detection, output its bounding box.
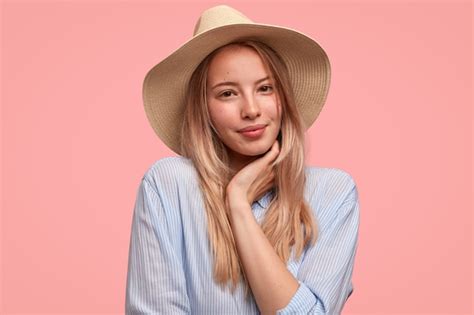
[226,196,252,215]
[227,200,252,221]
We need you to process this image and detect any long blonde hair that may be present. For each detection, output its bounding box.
[180,40,318,294]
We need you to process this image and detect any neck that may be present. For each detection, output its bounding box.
[229,154,261,173]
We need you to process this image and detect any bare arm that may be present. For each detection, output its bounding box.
[228,201,299,314]
[226,141,296,314]
[227,146,360,314]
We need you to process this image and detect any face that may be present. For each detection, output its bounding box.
[206,45,282,170]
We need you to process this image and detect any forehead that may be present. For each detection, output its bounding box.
[206,45,271,81]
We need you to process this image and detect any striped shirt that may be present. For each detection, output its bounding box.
[125,156,359,314]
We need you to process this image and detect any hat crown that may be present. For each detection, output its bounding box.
[193,5,254,36]
[143,5,331,155]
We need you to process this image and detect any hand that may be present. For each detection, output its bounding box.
[226,140,280,211]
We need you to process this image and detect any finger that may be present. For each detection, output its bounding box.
[264,140,278,157]
[250,142,279,171]
[266,141,280,162]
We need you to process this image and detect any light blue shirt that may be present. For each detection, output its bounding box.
[125,156,359,314]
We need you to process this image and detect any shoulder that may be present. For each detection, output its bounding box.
[141,156,198,192]
[304,165,357,192]
[304,165,359,218]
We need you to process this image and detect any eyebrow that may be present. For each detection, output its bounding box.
[211,76,271,90]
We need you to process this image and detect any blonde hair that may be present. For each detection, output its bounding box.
[180,40,318,294]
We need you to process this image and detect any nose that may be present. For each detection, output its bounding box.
[241,94,261,119]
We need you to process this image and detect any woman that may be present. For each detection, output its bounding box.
[126,5,359,315]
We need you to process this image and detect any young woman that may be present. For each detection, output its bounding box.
[126,5,360,315]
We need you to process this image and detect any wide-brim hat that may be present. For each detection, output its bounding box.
[143,4,331,155]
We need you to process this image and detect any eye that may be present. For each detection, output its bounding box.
[219,90,235,98]
[259,85,273,92]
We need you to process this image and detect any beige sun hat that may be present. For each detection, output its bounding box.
[143,4,331,155]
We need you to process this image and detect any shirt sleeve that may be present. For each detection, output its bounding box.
[277,173,360,314]
[125,177,191,314]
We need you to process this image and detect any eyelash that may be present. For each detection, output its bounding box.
[219,85,273,98]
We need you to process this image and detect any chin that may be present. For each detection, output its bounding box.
[239,150,266,157]
[234,143,272,157]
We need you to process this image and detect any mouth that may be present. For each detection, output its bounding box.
[238,125,267,139]
[238,124,267,132]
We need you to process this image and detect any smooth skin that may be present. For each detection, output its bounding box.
[206,44,282,173]
[206,45,300,314]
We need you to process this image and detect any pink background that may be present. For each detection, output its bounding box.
[1,1,472,314]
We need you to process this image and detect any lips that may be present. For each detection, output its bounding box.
[238,124,266,132]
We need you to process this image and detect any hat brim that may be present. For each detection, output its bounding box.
[143,23,331,155]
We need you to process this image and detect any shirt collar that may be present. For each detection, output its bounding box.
[256,188,275,209]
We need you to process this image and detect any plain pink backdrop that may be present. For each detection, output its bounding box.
[1,1,472,314]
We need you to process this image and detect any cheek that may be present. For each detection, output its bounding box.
[277,102,282,118]
[264,95,281,117]
[208,106,233,130]
[265,100,281,120]
[207,101,221,123]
